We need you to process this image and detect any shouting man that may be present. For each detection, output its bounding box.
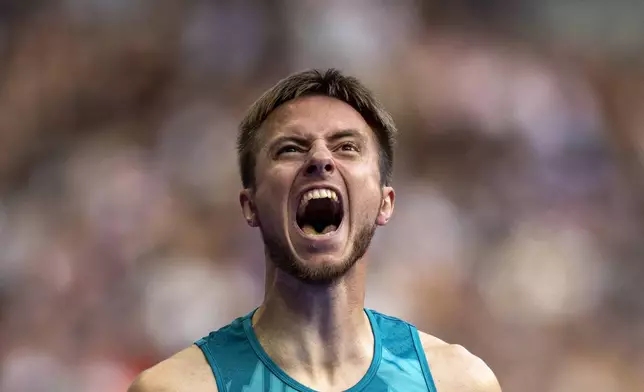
[129,69,501,392]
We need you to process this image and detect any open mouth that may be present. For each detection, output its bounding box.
[296,188,344,236]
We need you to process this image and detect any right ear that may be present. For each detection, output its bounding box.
[239,189,258,227]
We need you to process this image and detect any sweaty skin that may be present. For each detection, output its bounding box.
[129,96,502,392]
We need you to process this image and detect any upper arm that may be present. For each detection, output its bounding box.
[449,345,501,392]
[418,332,501,392]
[127,371,163,392]
[127,345,218,392]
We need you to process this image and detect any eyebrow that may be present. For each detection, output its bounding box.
[327,129,364,142]
[268,135,309,149]
[266,129,365,151]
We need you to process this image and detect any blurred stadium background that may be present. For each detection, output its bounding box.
[0,1,643,391]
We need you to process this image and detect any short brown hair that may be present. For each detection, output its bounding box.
[237,68,397,188]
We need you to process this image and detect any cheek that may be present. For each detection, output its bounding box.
[254,168,292,221]
[254,193,284,230]
[256,164,290,194]
[355,160,382,191]
[348,167,383,217]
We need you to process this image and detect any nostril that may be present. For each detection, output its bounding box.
[305,161,333,176]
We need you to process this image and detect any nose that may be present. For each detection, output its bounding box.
[304,154,335,178]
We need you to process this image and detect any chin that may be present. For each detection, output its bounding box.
[260,227,356,284]
[288,255,358,285]
[285,236,356,281]
[263,224,375,285]
[294,251,350,269]
[260,186,377,283]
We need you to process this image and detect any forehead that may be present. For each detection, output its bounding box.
[261,95,372,141]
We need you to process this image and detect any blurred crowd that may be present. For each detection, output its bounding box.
[0,1,643,391]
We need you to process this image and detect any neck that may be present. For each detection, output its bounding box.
[252,259,374,388]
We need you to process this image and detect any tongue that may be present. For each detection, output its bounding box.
[302,224,338,235]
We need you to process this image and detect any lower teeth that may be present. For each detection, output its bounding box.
[322,225,337,234]
[302,224,337,235]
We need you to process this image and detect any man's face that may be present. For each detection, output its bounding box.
[240,95,394,283]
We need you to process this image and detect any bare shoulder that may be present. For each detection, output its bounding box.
[128,345,218,392]
[417,331,501,392]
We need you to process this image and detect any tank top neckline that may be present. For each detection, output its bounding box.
[241,308,383,392]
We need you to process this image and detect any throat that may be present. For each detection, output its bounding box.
[252,305,375,390]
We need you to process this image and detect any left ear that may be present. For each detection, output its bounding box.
[376,186,395,226]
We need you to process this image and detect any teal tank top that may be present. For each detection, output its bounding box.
[195,308,438,391]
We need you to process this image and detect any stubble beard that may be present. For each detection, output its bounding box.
[260,222,377,285]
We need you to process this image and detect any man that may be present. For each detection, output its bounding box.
[129,69,501,391]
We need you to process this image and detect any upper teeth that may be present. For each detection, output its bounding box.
[299,188,339,210]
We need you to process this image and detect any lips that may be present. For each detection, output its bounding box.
[297,188,340,217]
[292,185,345,238]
